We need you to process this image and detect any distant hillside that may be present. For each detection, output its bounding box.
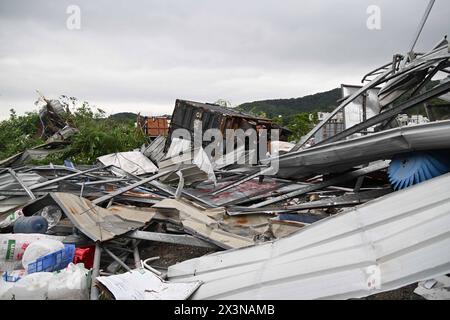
[109,112,138,122]
[237,88,341,118]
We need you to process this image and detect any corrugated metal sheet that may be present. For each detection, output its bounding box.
[168,172,450,300]
[97,151,158,176]
[277,119,450,178]
[153,199,254,249]
[0,173,46,214]
[22,193,156,242]
[0,196,30,215]
[142,136,167,164]
[0,173,45,191]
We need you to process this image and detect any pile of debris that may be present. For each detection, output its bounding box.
[1,6,450,300]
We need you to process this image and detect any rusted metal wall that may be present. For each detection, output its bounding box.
[144,117,170,137]
[166,99,288,152]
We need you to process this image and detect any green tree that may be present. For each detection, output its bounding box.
[287,113,316,141]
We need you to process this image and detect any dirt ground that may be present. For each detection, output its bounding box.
[365,284,425,300]
[139,241,217,269]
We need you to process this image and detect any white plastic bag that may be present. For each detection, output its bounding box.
[48,263,89,300]
[0,278,15,300]
[22,239,65,270]
[7,272,54,300]
[1,263,90,300]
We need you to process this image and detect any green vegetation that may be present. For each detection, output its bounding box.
[287,113,318,142]
[0,109,44,160]
[0,98,148,165]
[234,89,341,141]
[236,88,340,119]
[235,88,341,141]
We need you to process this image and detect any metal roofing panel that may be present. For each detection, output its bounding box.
[168,172,450,300]
[23,193,156,242]
[0,173,45,191]
[277,119,450,178]
[341,85,381,136]
[97,151,158,176]
[153,199,254,249]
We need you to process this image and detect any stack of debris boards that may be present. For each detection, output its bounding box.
[1,6,450,300]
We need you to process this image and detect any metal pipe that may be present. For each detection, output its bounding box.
[90,243,102,300]
[210,167,272,196]
[314,80,450,146]
[290,70,393,152]
[407,0,436,57]
[30,166,104,191]
[128,230,218,249]
[251,161,389,208]
[106,252,130,274]
[92,170,169,205]
[103,247,132,272]
[7,168,36,199]
[132,240,141,269]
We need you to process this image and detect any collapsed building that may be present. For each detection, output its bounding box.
[1,0,450,300]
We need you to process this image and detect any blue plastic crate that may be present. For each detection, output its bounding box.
[27,244,75,274]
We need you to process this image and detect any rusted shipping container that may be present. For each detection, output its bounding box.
[165,99,291,152]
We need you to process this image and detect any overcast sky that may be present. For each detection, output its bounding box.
[0,0,449,119]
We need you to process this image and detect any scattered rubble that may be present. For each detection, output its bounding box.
[1,1,450,300]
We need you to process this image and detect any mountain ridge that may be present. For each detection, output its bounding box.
[235,87,341,119]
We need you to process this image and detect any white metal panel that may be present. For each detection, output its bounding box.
[341,85,381,138]
[168,173,450,300]
[97,151,158,175]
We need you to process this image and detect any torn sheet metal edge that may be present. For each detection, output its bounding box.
[168,172,450,300]
[128,230,218,249]
[153,199,254,249]
[227,189,392,216]
[252,161,389,208]
[22,192,155,242]
[97,151,158,175]
[277,119,450,178]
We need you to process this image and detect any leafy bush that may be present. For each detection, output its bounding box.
[0,99,148,165]
[0,109,44,160]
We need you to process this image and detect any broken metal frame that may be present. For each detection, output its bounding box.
[292,12,448,153]
[106,166,218,208]
[92,170,171,206]
[250,161,389,208]
[127,230,219,249]
[290,69,394,152]
[209,167,272,196]
[28,165,107,191]
[314,79,450,146]
[7,168,36,200]
[89,228,219,300]
[405,0,436,63]
[226,189,392,216]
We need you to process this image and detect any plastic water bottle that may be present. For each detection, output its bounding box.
[39,205,62,229]
[13,216,48,234]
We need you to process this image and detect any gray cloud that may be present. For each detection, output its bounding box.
[0,0,449,119]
